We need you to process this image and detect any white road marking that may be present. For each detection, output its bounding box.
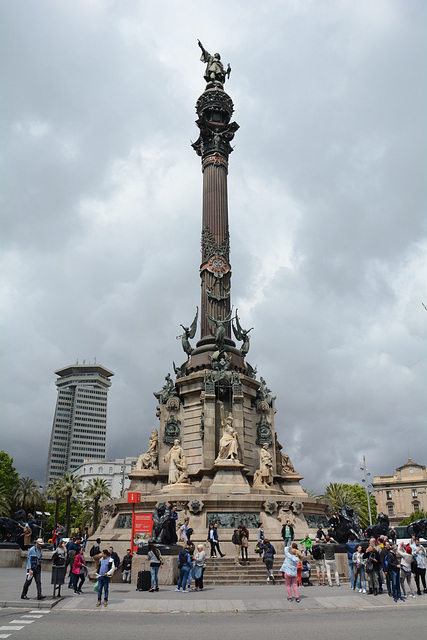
[10,619,34,624]
[0,627,25,631]
[0,634,11,639]
[29,610,50,614]
[22,615,43,618]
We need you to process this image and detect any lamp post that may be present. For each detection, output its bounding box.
[361,455,373,526]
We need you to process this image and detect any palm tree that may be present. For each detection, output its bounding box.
[60,473,83,536]
[46,478,64,527]
[303,488,322,500]
[321,482,364,517]
[15,477,42,513]
[84,478,111,533]
[0,484,10,516]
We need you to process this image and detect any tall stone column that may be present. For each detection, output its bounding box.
[191,87,239,347]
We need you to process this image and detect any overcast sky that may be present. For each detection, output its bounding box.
[1,0,426,494]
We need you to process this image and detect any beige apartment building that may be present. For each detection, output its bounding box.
[373,459,427,525]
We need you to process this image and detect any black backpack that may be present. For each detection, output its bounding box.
[89,544,98,557]
[411,557,418,574]
[311,545,324,560]
[178,549,189,569]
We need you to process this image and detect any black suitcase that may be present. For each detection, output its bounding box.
[136,570,151,591]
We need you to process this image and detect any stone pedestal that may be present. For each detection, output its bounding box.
[208,461,251,495]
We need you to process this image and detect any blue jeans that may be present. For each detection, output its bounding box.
[98,575,109,602]
[348,560,355,588]
[355,566,366,590]
[389,569,401,600]
[150,565,159,589]
[284,538,292,549]
[177,566,190,590]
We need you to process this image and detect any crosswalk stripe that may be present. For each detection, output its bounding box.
[0,634,11,639]
[29,610,50,614]
[10,620,33,624]
[0,627,25,631]
[22,615,43,618]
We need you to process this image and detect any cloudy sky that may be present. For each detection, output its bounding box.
[1,0,426,494]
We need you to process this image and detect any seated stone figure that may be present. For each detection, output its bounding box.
[136,429,159,470]
[215,416,239,462]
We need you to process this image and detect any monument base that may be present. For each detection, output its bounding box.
[208,461,251,495]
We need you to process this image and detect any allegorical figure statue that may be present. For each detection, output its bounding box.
[281,451,296,474]
[205,308,233,352]
[215,415,239,462]
[175,455,191,484]
[253,444,273,488]
[198,39,231,85]
[179,307,198,357]
[153,373,178,405]
[232,310,253,358]
[136,429,159,470]
[163,439,185,484]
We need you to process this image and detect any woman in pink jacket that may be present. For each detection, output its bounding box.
[72,545,87,595]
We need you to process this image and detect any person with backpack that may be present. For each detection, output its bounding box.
[175,544,192,593]
[396,543,416,598]
[262,538,276,583]
[232,527,242,566]
[96,549,115,607]
[311,539,326,586]
[89,538,102,572]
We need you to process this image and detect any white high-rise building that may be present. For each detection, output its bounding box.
[45,363,114,487]
[71,457,138,499]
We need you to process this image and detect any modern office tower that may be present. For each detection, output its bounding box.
[44,363,114,488]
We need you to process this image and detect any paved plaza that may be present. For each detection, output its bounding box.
[1,567,427,614]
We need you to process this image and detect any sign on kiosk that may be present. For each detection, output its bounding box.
[127,492,153,552]
[133,513,153,551]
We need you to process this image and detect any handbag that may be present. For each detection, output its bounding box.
[365,560,374,573]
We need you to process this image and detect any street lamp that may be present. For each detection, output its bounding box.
[360,455,373,526]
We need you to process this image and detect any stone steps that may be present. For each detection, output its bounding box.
[203,557,348,586]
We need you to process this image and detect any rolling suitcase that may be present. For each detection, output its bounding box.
[136,570,151,591]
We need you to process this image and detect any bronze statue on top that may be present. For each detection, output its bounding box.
[178,307,198,357]
[232,310,253,358]
[198,40,231,86]
[205,308,233,352]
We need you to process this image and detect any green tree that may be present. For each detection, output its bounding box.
[14,476,43,513]
[84,478,111,533]
[321,482,377,530]
[341,483,377,530]
[0,451,19,516]
[399,510,425,526]
[60,473,83,536]
[0,484,10,516]
[46,478,64,527]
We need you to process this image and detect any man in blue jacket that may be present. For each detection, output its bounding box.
[21,538,45,600]
[345,535,359,589]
